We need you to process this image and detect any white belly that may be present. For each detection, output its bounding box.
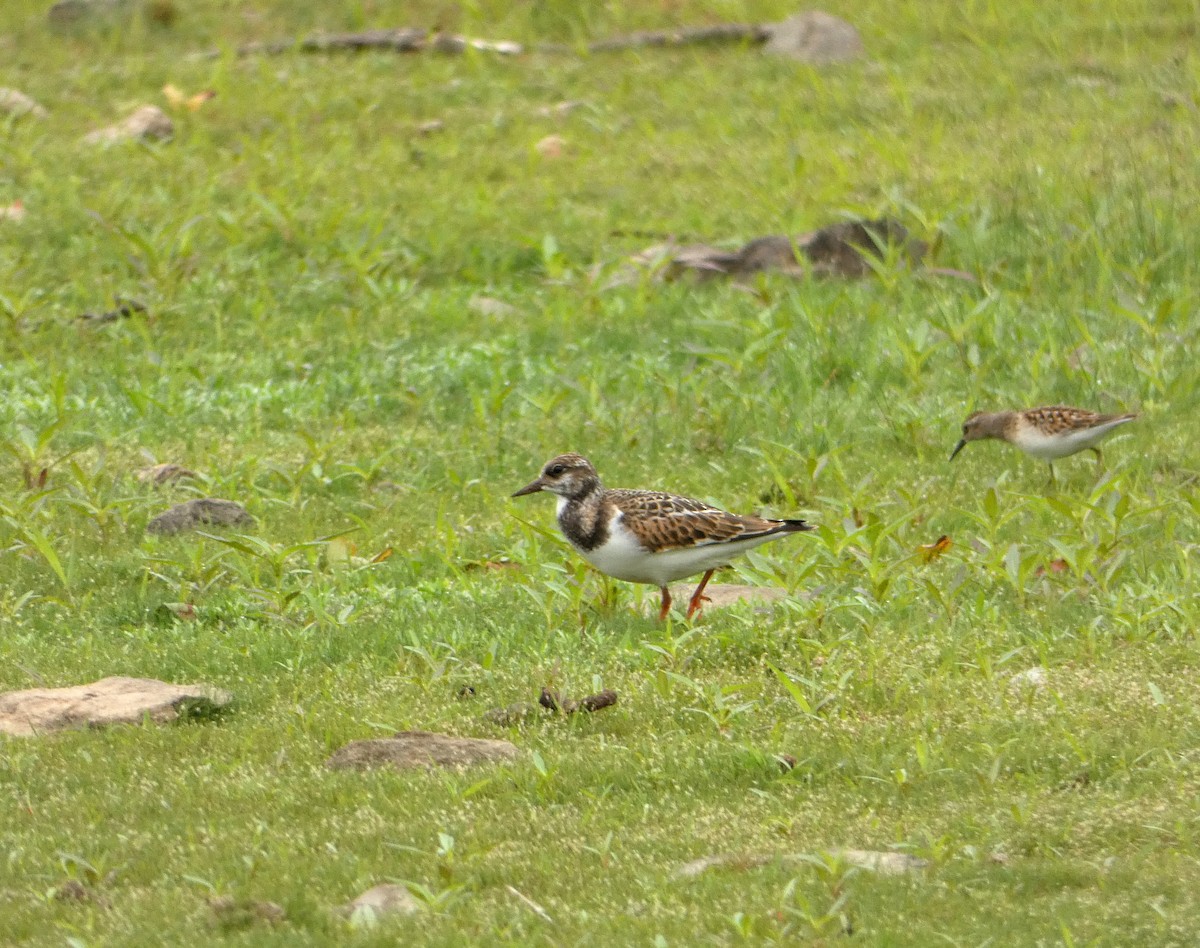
[1012,418,1132,460]
[562,506,786,587]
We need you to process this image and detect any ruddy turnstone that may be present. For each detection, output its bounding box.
[512,454,813,620]
[950,405,1138,480]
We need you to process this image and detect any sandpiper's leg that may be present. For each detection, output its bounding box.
[1090,446,1104,467]
[1046,463,1056,488]
[686,569,716,620]
[658,586,672,621]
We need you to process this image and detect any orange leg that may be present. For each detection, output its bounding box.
[658,585,672,621]
[686,569,716,621]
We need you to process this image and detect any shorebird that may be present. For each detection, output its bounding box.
[950,405,1138,481]
[512,454,813,620]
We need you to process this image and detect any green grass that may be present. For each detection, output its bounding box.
[2,0,1199,943]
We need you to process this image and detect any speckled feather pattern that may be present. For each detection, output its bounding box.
[604,489,802,553]
[1018,406,1136,436]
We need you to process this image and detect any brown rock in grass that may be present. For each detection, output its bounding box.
[326,730,519,771]
[799,218,926,277]
[611,218,925,286]
[146,498,253,535]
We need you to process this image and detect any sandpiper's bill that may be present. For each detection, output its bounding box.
[513,454,813,620]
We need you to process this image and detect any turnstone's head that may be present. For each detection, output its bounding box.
[950,410,1008,459]
[512,453,601,500]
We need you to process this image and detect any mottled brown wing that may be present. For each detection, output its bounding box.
[1023,406,1102,435]
[607,489,784,553]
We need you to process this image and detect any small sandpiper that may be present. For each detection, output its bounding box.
[512,454,813,620]
[950,405,1139,480]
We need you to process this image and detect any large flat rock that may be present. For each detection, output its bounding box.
[0,676,231,737]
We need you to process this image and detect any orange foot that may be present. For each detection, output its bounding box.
[685,569,716,621]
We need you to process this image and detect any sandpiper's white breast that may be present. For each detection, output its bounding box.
[578,513,663,584]
[1011,416,1134,460]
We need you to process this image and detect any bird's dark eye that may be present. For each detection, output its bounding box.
[547,464,566,477]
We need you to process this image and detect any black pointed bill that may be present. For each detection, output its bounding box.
[512,477,545,498]
[949,438,967,461]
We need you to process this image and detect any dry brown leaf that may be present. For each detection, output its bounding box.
[187,90,216,111]
[1034,559,1070,577]
[917,535,952,563]
[164,84,216,112]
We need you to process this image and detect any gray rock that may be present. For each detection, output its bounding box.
[798,218,925,277]
[735,236,805,275]
[343,884,420,923]
[0,676,231,737]
[608,218,923,287]
[83,105,173,145]
[326,730,520,771]
[763,11,864,64]
[146,498,253,535]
